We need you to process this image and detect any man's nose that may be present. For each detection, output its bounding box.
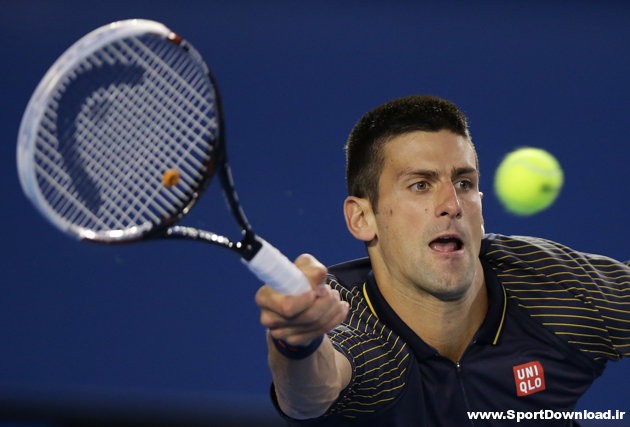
[435,183,462,219]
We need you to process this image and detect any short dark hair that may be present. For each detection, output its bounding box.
[345,95,476,210]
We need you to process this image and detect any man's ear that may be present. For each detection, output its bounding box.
[343,196,376,242]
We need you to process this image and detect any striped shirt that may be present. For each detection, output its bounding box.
[274,234,629,426]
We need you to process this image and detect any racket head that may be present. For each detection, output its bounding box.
[17,19,223,243]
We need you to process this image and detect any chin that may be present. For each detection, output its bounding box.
[423,272,475,302]
[429,287,469,302]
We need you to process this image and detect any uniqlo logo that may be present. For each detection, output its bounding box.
[513,361,546,396]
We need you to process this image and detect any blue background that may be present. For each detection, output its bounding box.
[1,1,628,425]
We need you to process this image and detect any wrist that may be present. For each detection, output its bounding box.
[271,335,324,360]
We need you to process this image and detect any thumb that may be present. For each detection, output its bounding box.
[294,254,328,290]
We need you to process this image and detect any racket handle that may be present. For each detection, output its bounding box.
[243,238,312,295]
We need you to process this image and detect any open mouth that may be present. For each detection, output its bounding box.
[429,235,464,253]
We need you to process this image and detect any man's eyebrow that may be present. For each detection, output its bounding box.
[452,167,478,178]
[398,167,478,181]
[398,169,440,181]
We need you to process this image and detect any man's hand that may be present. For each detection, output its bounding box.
[255,253,349,346]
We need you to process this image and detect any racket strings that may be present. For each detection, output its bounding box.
[35,97,112,229]
[33,33,220,236]
[38,56,166,230]
[103,37,214,220]
[98,36,216,213]
[70,68,186,222]
[75,39,196,218]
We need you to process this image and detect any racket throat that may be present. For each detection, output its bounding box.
[165,226,261,260]
[238,231,263,261]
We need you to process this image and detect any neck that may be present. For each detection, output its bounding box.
[377,260,487,362]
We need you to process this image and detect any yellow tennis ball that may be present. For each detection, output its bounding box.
[162,169,181,188]
[494,147,563,216]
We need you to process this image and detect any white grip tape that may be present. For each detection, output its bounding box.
[243,238,311,295]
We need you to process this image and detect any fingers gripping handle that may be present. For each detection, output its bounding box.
[243,238,311,295]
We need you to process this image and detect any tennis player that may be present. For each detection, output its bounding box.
[255,95,630,426]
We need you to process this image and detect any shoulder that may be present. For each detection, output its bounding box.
[481,233,629,296]
[481,233,582,261]
[482,233,630,361]
[328,257,372,289]
[482,233,628,270]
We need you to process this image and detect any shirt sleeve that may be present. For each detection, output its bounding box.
[321,277,412,420]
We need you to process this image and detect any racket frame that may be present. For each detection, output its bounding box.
[17,19,309,294]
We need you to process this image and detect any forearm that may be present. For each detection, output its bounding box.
[268,332,352,419]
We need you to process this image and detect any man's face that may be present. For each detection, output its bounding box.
[368,130,484,301]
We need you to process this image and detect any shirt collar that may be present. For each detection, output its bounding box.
[363,259,506,361]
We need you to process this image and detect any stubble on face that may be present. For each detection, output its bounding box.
[368,130,485,303]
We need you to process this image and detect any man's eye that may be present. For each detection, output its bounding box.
[410,181,429,191]
[456,180,474,190]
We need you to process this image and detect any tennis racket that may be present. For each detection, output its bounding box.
[16,19,310,295]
